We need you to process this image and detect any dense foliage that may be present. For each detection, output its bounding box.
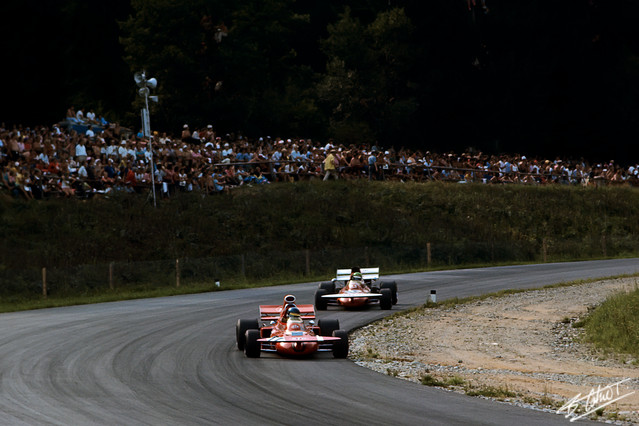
[2,1,639,162]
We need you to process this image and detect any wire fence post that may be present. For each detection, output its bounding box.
[42,267,47,297]
[305,249,310,276]
[109,262,114,290]
[427,243,431,267]
[176,259,180,287]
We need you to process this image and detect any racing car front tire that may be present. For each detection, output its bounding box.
[236,318,259,350]
[318,281,336,292]
[244,329,261,358]
[315,289,328,310]
[380,288,392,310]
[380,281,398,305]
[317,318,340,336]
[332,330,349,358]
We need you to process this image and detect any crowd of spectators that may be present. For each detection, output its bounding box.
[1,115,639,200]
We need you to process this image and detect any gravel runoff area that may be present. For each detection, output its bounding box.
[350,277,639,425]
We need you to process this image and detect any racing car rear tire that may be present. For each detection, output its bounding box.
[236,318,259,350]
[244,329,261,358]
[318,281,335,292]
[380,281,398,305]
[332,330,349,358]
[315,289,328,310]
[318,318,340,336]
[380,288,392,310]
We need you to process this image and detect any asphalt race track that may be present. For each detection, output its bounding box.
[1,259,637,425]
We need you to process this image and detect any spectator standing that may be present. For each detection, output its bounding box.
[8,135,20,160]
[202,124,214,142]
[181,124,192,143]
[368,150,378,180]
[323,149,339,181]
[75,139,88,163]
[118,140,128,159]
[191,128,201,145]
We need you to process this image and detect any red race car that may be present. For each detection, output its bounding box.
[314,267,398,310]
[236,294,349,358]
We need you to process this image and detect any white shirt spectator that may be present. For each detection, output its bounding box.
[290,147,301,160]
[106,143,117,158]
[37,152,50,165]
[75,142,87,158]
[77,163,88,178]
[118,142,128,158]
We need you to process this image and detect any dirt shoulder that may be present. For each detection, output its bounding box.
[350,277,639,424]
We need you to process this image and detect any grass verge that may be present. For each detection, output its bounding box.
[581,284,639,359]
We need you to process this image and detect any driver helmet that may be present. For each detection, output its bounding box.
[287,307,301,321]
[351,272,363,281]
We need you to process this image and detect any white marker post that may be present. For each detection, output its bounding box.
[429,290,437,303]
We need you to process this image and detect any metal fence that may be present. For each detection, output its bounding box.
[2,236,638,299]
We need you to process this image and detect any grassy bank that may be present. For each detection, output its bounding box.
[3,181,639,267]
[1,181,639,305]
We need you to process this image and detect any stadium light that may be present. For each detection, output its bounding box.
[134,71,158,207]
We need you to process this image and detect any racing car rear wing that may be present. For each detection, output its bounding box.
[259,304,315,321]
[335,267,379,282]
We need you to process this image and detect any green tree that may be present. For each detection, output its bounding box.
[215,0,324,137]
[317,7,418,146]
[120,0,324,137]
[120,0,230,131]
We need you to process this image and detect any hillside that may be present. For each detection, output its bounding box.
[2,181,639,299]
[3,180,639,266]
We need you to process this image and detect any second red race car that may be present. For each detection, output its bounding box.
[236,294,349,358]
[314,267,398,310]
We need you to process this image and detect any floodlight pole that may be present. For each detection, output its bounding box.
[136,71,157,207]
[144,93,157,208]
